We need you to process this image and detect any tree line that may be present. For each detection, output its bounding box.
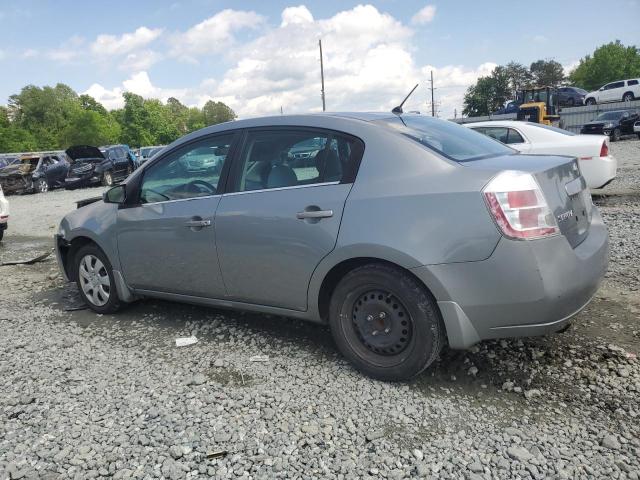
[0,85,236,154]
[462,41,640,117]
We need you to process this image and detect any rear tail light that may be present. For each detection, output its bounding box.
[483,171,559,240]
[600,140,608,157]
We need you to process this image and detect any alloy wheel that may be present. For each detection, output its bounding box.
[104,172,113,186]
[37,179,48,193]
[78,254,111,307]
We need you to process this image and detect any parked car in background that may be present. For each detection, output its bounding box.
[584,79,640,105]
[557,86,587,107]
[137,146,165,165]
[634,120,640,138]
[55,113,608,381]
[0,183,8,241]
[492,100,520,115]
[65,145,130,189]
[580,110,639,141]
[0,153,69,194]
[100,144,138,170]
[467,121,616,189]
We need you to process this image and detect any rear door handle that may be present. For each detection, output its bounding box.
[296,210,334,219]
[184,219,212,228]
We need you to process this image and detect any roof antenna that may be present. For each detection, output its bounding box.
[392,84,419,114]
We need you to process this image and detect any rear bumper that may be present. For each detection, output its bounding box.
[412,209,609,349]
[580,154,617,189]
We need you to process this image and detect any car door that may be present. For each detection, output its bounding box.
[215,127,364,311]
[620,111,638,134]
[116,133,238,297]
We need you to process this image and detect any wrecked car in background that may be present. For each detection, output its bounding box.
[65,145,131,189]
[0,183,8,241]
[0,153,69,194]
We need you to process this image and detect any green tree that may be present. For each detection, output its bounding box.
[0,126,38,152]
[569,41,640,91]
[504,61,532,98]
[529,60,565,87]
[60,109,121,147]
[119,92,154,147]
[202,100,236,126]
[462,66,511,116]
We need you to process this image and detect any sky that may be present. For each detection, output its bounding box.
[0,0,638,119]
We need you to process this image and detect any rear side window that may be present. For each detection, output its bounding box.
[507,128,525,144]
[377,116,514,162]
[233,129,364,193]
[628,80,639,86]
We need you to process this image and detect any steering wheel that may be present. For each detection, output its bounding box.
[186,179,216,194]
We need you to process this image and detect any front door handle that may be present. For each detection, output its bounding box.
[296,209,333,220]
[184,219,212,228]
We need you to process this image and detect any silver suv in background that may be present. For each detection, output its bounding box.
[55,113,608,380]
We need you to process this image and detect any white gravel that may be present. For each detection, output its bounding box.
[0,142,639,479]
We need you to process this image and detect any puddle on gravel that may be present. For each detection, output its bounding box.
[208,367,261,387]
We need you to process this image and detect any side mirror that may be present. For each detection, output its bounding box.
[103,184,126,204]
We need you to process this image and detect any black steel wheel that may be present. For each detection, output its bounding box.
[329,263,445,381]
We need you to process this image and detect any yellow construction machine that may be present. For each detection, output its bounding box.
[516,86,561,126]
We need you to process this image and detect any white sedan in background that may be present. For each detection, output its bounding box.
[466,121,617,189]
[0,184,9,241]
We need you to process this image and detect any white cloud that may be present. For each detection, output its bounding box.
[281,5,314,27]
[563,60,579,76]
[46,36,85,62]
[91,27,163,56]
[169,9,265,60]
[120,50,163,71]
[411,5,436,25]
[85,5,494,119]
[22,49,38,59]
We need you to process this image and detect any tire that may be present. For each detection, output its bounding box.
[0,229,4,242]
[622,92,634,102]
[36,178,48,193]
[74,244,122,314]
[126,163,133,175]
[102,171,114,187]
[611,128,621,142]
[585,98,596,106]
[328,263,445,381]
[566,98,575,107]
[637,133,640,140]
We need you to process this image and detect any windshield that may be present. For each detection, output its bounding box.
[596,111,624,121]
[376,116,515,162]
[526,122,576,136]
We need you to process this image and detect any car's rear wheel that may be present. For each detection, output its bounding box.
[611,128,621,142]
[329,263,445,381]
[36,178,48,193]
[585,98,596,106]
[102,171,113,186]
[622,92,634,102]
[75,244,121,314]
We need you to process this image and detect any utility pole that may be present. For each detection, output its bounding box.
[319,39,326,112]
[429,70,435,117]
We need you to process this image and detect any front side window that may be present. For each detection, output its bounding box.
[378,116,514,162]
[234,129,363,192]
[140,134,234,203]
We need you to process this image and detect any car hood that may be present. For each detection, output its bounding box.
[66,145,105,161]
[0,163,34,177]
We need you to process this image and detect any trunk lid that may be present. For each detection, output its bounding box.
[463,154,592,248]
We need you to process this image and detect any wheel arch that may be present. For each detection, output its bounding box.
[313,253,444,326]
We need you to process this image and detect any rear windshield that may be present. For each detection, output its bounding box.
[376,115,515,162]
[526,122,576,136]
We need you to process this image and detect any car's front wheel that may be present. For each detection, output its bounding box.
[585,98,596,106]
[75,244,121,314]
[329,263,445,381]
[35,178,48,193]
[102,171,114,186]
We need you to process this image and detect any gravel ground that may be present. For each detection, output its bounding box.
[1,140,639,479]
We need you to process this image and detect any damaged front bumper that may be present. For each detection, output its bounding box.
[0,175,34,195]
